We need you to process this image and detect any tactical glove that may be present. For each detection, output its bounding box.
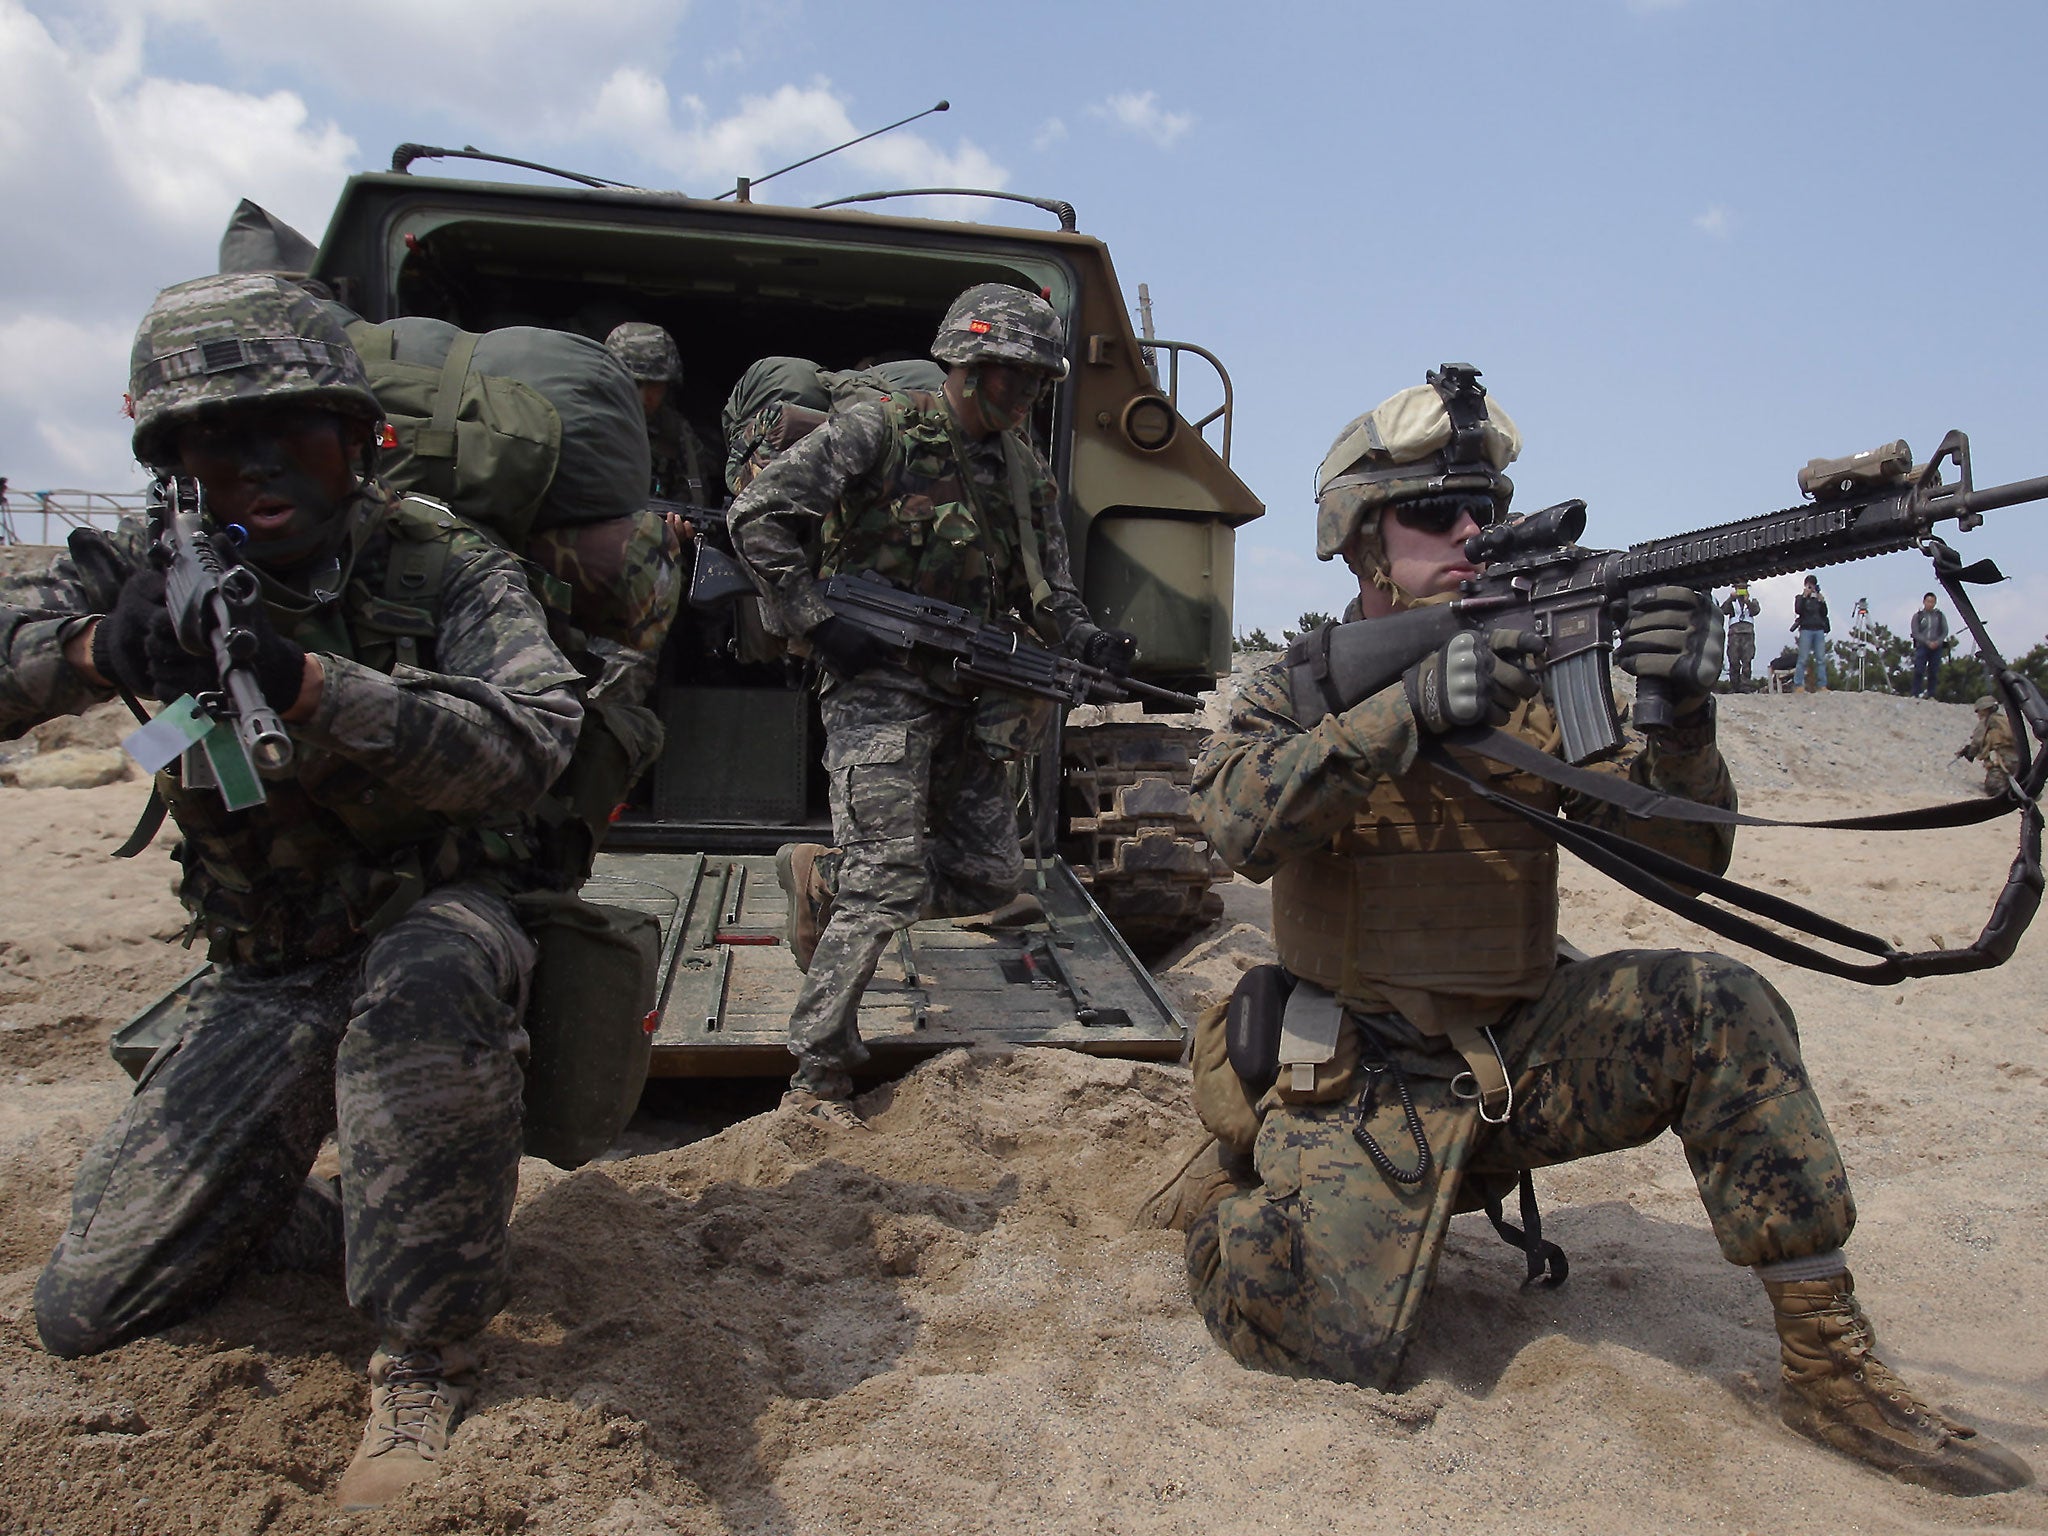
[89,570,175,698]
[1615,585,1725,697]
[807,615,893,679]
[229,603,310,712]
[1403,628,1544,735]
[1080,628,1139,677]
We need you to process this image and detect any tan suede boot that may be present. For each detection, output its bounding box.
[1766,1271,2034,1496]
[1131,1139,1259,1232]
[335,1342,479,1510]
[774,842,834,973]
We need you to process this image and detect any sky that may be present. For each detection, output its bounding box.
[3,0,2045,653]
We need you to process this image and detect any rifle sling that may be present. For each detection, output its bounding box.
[1416,738,2042,983]
[1442,722,2012,835]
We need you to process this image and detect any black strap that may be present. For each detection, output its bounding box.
[1419,740,2043,983]
[1445,721,2011,835]
[113,786,169,860]
[1484,1171,1568,1289]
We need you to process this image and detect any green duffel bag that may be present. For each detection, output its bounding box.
[511,890,661,1170]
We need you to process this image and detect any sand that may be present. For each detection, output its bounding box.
[1,683,2043,1534]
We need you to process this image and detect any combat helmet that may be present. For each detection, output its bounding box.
[930,283,1069,378]
[606,322,683,384]
[1976,696,2000,714]
[1315,364,1521,567]
[128,273,380,467]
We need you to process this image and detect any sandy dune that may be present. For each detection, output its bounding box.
[0,686,2042,1534]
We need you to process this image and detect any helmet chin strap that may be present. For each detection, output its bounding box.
[1343,516,1429,613]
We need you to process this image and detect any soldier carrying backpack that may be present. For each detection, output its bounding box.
[4,273,586,1510]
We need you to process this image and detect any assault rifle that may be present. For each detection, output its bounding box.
[1289,431,2048,763]
[817,571,1203,711]
[146,475,294,788]
[649,498,763,613]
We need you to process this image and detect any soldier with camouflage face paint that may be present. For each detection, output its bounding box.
[1162,365,2033,1498]
[0,273,585,1510]
[605,321,715,505]
[728,282,1135,1121]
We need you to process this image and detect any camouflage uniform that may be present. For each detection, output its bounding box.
[1721,589,1760,691]
[730,365,1102,1095]
[1963,705,2020,796]
[604,322,714,504]
[2,484,581,1357]
[1183,655,1855,1387]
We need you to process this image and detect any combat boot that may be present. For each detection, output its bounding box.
[1766,1271,2034,1496]
[335,1341,479,1510]
[774,842,834,972]
[1132,1138,1259,1232]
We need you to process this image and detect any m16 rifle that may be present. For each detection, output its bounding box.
[818,571,1202,711]
[1288,431,2048,763]
[147,475,293,794]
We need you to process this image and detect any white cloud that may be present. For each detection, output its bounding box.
[128,0,683,139]
[1033,117,1067,153]
[576,73,1007,207]
[1692,204,1734,239]
[0,312,139,489]
[1091,91,1194,150]
[0,1,355,493]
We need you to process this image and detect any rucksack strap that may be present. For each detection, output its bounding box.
[414,329,479,463]
[1001,432,1055,612]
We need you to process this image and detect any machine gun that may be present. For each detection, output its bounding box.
[817,571,1202,711]
[142,475,293,803]
[1287,431,2048,763]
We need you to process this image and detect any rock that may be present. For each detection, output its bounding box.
[2,745,133,789]
[30,700,136,752]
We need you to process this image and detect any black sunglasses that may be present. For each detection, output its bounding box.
[1388,495,1506,535]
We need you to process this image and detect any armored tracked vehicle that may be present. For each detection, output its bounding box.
[298,154,1263,1075]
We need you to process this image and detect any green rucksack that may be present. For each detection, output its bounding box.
[346,316,651,548]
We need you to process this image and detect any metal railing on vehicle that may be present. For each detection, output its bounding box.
[0,486,145,546]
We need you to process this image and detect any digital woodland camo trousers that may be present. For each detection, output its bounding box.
[1187,949,1855,1387]
[35,881,533,1359]
[788,679,1025,1096]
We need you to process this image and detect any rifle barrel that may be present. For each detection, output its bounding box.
[1955,474,2048,515]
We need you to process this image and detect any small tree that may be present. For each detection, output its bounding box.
[1234,627,1277,653]
[1282,611,1336,642]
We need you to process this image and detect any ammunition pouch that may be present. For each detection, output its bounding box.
[511,889,660,1170]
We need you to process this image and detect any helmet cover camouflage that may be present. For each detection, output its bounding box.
[605,322,683,384]
[931,283,1069,378]
[1314,365,1521,563]
[1976,695,1999,714]
[129,273,381,466]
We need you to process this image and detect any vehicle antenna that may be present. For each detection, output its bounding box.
[1137,283,1159,385]
[720,101,949,202]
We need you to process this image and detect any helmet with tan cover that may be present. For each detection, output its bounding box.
[128,273,380,467]
[931,282,1069,377]
[1315,364,1521,568]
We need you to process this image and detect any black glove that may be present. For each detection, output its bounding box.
[807,615,893,679]
[1615,586,1724,697]
[90,570,176,699]
[1403,629,1544,735]
[230,602,309,711]
[1080,628,1138,678]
